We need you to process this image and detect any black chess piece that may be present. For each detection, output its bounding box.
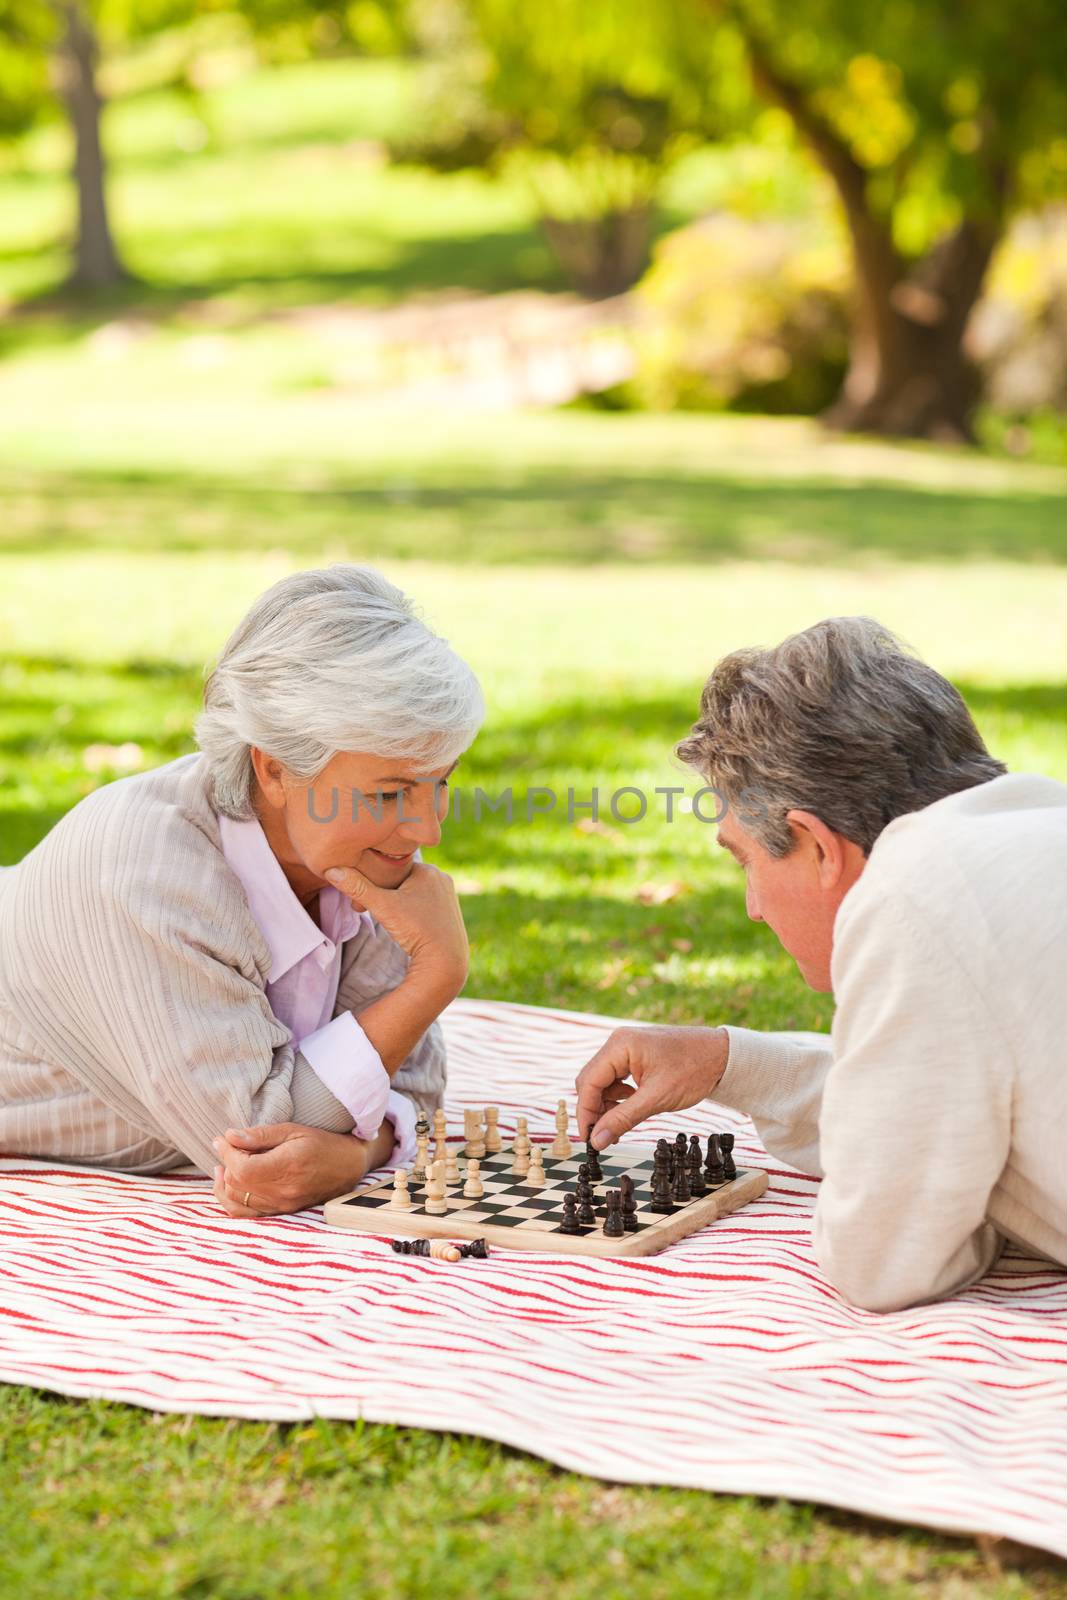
[576,1180,597,1227]
[578,1161,591,1184]
[602,1190,625,1238]
[620,1174,639,1232]
[559,1194,580,1235]
[650,1150,674,1214]
[705,1132,725,1187]
[720,1131,737,1181]
[656,1138,673,1183]
[687,1134,707,1198]
[675,1131,688,1165]
[585,1141,603,1183]
[672,1153,692,1204]
[460,1238,489,1259]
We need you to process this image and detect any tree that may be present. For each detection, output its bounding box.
[401,0,743,297]
[718,0,1067,439]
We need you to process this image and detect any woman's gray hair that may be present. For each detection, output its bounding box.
[196,565,485,819]
[677,616,1006,856]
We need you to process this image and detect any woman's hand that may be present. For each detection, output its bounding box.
[325,862,468,994]
[212,1121,394,1218]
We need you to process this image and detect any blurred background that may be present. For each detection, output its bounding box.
[3,4,1067,1588]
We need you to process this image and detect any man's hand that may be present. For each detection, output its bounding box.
[212,1121,394,1218]
[575,1025,731,1149]
[325,862,468,995]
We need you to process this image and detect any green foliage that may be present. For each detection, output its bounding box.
[625,211,849,413]
[729,0,1067,254]
[398,0,750,289]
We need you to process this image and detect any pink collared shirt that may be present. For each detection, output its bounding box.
[218,813,415,1162]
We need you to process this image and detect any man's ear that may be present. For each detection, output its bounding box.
[785,809,850,888]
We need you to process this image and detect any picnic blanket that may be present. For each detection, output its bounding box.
[1,998,1065,1558]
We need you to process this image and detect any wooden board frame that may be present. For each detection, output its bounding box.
[324,1141,767,1258]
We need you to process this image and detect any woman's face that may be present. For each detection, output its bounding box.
[252,747,456,899]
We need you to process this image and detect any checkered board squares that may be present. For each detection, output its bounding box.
[323,1142,768,1258]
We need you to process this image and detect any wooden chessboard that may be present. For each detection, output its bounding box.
[323,1142,767,1257]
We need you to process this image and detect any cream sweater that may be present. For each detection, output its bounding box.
[0,755,445,1175]
[715,773,1067,1311]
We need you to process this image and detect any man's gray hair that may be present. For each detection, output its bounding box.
[196,565,485,819]
[677,616,1006,856]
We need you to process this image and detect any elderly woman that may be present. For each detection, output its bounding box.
[0,565,484,1218]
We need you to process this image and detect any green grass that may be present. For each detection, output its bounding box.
[3,409,1067,1596]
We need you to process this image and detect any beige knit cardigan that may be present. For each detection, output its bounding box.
[0,754,445,1175]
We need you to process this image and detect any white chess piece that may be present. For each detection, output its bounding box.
[411,1133,429,1183]
[433,1108,448,1165]
[445,1147,461,1185]
[463,1159,484,1199]
[550,1100,573,1159]
[424,1160,448,1215]
[483,1106,502,1154]
[389,1169,413,1209]
[526,1146,545,1188]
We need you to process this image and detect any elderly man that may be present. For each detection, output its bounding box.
[576,617,1067,1312]
[0,564,483,1218]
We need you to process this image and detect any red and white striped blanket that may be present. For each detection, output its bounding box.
[2,999,1065,1556]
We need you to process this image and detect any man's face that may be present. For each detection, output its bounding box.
[715,807,864,993]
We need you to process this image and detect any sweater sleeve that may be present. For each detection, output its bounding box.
[20,796,355,1175]
[812,890,1009,1312]
[713,1027,834,1177]
[332,918,448,1122]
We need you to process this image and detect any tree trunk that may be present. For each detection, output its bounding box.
[826,219,1001,442]
[55,1,125,289]
[738,21,1003,441]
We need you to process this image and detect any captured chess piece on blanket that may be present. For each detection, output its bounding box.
[325,1103,765,1257]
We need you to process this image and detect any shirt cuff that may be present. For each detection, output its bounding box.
[383,1090,418,1167]
[298,1012,389,1141]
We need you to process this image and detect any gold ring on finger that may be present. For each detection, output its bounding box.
[244,1190,251,1208]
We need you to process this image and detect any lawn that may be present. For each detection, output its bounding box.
[3,51,1067,1600]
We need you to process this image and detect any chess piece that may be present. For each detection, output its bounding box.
[424,1160,448,1215]
[463,1159,484,1199]
[620,1174,639,1232]
[429,1239,462,1262]
[674,1131,689,1178]
[576,1180,596,1227]
[484,1106,502,1154]
[514,1116,531,1158]
[526,1146,546,1187]
[459,1238,489,1259]
[463,1109,486,1159]
[414,1113,430,1145]
[687,1134,706,1198]
[559,1194,580,1235]
[551,1100,573,1159]
[720,1131,737,1181]
[445,1147,461,1185]
[585,1141,603,1183]
[650,1150,673,1214]
[433,1108,448,1164]
[603,1190,625,1239]
[705,1133,726,1187]
[389,1168,413,1210]
[672,1154,691,1204]
[411,1132,430,1183]
[511,1140,530,1178]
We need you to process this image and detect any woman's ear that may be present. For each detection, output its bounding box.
[250,746,287,808]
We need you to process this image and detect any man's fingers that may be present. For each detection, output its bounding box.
[590,1083,662,1150]
[574,1034,635,1138]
